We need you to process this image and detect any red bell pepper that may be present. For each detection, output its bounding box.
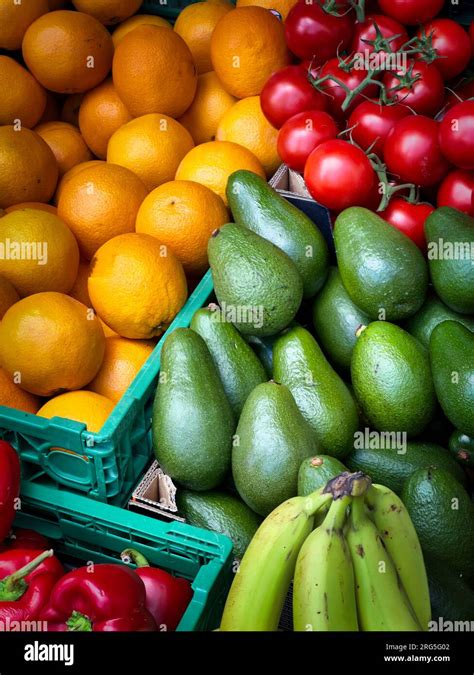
[0,441,21,543]
[121,549,192,631]
[0,549,64,625]
[0,529,50,552]
[40,564,157,631]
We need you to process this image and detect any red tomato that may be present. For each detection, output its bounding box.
[384,115,451,187]
[439,101,474,170]
[437,169,474,215]
[380,198,434,250]
[417,19,472,80]
[285,2,353,64]
[383,60,445,117]
[352,14,409,58]
[470,20,474,56]
[378,0,443,26]
[319,57,379,118]
[260,66,327,129]
[304,139,376,211]
[277,110,338,172]
[348,100,411,156]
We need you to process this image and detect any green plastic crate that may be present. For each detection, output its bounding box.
[0,272,214,503]
[15,480,234,631]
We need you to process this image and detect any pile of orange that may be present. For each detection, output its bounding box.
[0,0,294,433]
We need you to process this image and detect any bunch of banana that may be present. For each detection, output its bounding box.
[220,471,431,632]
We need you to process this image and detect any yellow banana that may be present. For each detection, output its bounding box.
[293,495,358,631]
[220,490,331,631]
[365,483,431,630]
[347,497,422,631]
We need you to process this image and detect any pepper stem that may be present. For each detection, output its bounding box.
[121,548,150,568]
[0,549,53,602]
[67,611,93,632]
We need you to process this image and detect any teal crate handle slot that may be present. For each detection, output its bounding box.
[41,449,94,487]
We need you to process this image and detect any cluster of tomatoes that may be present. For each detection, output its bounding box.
[260,0,474,249]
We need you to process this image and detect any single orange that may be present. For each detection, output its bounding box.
[0,126,58,209]
[112,25,197,118]
[57,162,147,259]
[72,0,142,25]
[88,337,154,402]
[111,14,172,47]
[178,71,236,145]
[78,79,132,159]
[216,96,280,176]
[22,10,114,94]
[0,292,106,396]
[174,1,233,75]
[37,390,114,432]
[0,56,46,128]
[175,140,266,204]
[0,367,40,414]
[0,209,80,297]
[35,121,93,177]
[54,159,104,205]
[210,6,290,98]
[5,203,58,215]
[0,0,49,51]
[107,114,194,192]
[88,233,188,339]
[136,180,228,276]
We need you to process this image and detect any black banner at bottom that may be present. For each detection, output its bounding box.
[0,632,471,673]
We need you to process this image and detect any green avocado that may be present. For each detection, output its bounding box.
[425,207,474,314]
[226,170,329,298]
[404,294,474,348]
[273,326,359,458]
[401,467,474,579]
[449,430,474,468]
[351,321,436,436]
[152,328,234,491]
[334,207,428,320]
[312,267,372,370]
[190,304,266,417]
[430,321,474,437]
[208,222,303,337]
[232,381,318,516]
[297,455,347,496]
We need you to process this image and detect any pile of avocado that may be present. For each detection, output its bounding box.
[152,171,474,621]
